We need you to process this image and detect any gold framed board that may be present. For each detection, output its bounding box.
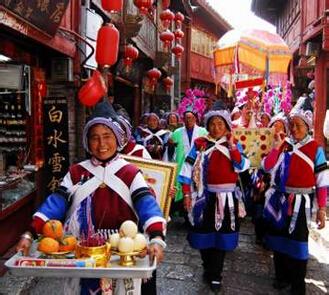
[121,155,177,220]
[233,128,274,168]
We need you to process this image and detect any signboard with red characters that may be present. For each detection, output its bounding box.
[233,128,274,168]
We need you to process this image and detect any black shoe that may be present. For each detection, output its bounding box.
[210,280,222,292]
[272,280,290,290]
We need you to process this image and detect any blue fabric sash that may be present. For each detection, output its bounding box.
[187,231,238,251]
[192,153,209,226]
[263,190,288,229]
[265,234,308,260]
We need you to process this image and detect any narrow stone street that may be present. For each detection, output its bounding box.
[1,216,328,294]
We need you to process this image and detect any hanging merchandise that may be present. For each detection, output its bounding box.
[160,9,175,30]
[160,30,175,51]
[163,76,174,92]
[123,44,139,71]
[174,12,185,28]
[101,0,123,13]
[172,44,184,58]
[78,70,107,107]
[96,23,120,68]
[133,0,154,15]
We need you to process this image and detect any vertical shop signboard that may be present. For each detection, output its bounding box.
[43,97,69,195]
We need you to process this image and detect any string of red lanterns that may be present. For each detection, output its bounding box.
[175,12,185,28]
[123,44,139,71]
[133,0,154,15]
[101,0,123,13]
[174,29,184,43]
[160,9,175,30]
[160,30,175,51]
[147,68,162,91]
[172,44,184,59]
[162,0,171,9]
[163,76,174,92]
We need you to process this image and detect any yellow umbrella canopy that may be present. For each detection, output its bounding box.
[214,29,292,87]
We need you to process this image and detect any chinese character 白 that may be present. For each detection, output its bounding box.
[48,105,63,123]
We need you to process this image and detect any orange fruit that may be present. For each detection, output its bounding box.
[38,237,59,254]
[58,235,77,252]
[42,220,64,240]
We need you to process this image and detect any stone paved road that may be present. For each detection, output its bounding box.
[1,217,328,294]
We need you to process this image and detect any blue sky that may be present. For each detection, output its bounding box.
[207,0,276,32]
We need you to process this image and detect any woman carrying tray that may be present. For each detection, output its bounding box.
[16,101,166,295]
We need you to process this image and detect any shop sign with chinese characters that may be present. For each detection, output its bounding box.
[2,0,70,36]
[43,98,69,195]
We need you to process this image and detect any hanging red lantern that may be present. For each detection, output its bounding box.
[101,0,123,12]
[133,0,154,15]
[163,0,171,9]
[123,44,139,70]
[78,70,107,107]
[160,30,175,51]
[172,44,184,58]
[175,12,185,28]
[96,23,120,68]
[160,9,175,29]
[147,68,162,91]
[174,29,184,42]
[163,76,174,92]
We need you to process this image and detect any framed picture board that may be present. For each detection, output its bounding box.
[121,155,177,220]
[233,128,274,168]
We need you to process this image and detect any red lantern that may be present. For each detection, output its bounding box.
[133,0,154,15]
[174,29,184,42]
[163,76,174,91]
[96,23,120,68]
[160,9,175,29]
[78,70,107,107]
[175,12,185,28]
[147,68,162,90]
[101,0,123,12]
[160,30,175,51]
[163,0,170,9]
[172,44,184,58]
[123,44,139,70]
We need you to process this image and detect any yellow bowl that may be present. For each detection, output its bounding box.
[75,242,111,267]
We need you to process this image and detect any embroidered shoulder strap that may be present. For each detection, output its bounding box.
[67,159,134,218]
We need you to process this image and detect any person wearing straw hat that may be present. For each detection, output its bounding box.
[261,107,328,294]
[16,101,166,295]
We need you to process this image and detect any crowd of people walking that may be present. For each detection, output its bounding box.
[16,86,328,295]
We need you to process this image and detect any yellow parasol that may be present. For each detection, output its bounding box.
[213,29,292,91]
